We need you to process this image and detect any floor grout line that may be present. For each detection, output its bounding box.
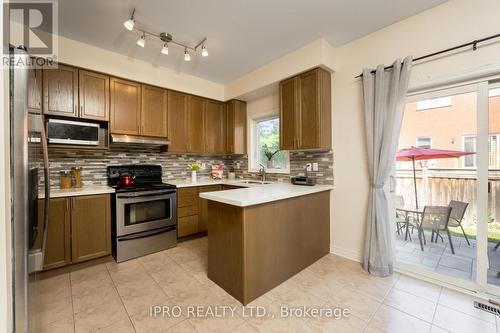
[105,263,137,333]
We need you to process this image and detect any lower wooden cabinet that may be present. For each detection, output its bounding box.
[71,194,111,263]
[38,194,111,270]
[37,197,71,270]
[177,185,224,238]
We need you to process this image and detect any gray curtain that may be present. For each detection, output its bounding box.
[362,57,412,276]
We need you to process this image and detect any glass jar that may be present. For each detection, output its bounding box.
[59,170,72,189]
[71,166,82,188]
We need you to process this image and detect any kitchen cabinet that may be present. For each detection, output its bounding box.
[37,198,71,270]
[141,85,168,137]
[78,70,110,121]
[167,91,189,152]
[205,100,226,154]
[37,194,111,270]
[188,96,206,153]
[198,185,223,232]
[279,67,331,150]
[43,64,78,117]
[226,100,247,155]
[110,78,141,135]
[28,68,42,114]
[71,194,111,263]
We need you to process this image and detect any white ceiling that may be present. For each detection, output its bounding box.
[57,0,447,83]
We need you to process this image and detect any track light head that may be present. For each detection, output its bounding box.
[161,43,169,55]
[124,9,135,31]
[184,49,191,61]
[201,44,208,57]
[137,33,145,48]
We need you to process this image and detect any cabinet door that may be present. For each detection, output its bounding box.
[298,70,320,149]
[205,101,226,153]
[188,96,206,153]
[71,194,111,263]
[227,100,247,154]
[178,216,199,238]
[43,65,78,117]
[28,68,42,114]
[38,198,71,270]
[167,91,189,152]
[78,70,110,121]
[110,78,141,135]
[279,77,298,150]
[198,185,222,232]
[141,85,167,137]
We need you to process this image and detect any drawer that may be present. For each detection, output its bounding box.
[198,185,222,193]
[178,215,199,238]
[222,185,243,190]
[178,188,198,207]
[178,205,198,217]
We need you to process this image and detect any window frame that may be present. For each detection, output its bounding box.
[462,135,477,168]
[416,136,432,149]
[416,96,453,111]
[248,113,290,174]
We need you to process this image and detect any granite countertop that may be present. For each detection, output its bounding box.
[199,182,333,207]
[39,185,115,199]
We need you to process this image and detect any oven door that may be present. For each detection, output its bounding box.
[116,189,177,237]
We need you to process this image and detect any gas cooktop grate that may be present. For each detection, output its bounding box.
[474,301,500,316]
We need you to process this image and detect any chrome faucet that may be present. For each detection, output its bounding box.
[258,163,266,182]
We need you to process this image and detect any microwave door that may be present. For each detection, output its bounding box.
[47,119,100,145]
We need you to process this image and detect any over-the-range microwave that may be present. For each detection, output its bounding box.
[47,118,100,146]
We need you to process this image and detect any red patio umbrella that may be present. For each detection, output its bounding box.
[396,147,476,209]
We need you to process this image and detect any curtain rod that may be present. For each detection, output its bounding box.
[355,32,500,79]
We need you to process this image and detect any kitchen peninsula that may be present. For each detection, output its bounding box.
[200,183,332,305]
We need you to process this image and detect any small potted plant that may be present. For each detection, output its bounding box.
[187,163,202,183]
[263,145,280,169]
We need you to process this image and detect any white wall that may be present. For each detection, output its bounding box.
[330,0,500,261]
[56,33,225,100]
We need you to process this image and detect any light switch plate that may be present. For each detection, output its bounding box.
[313,163,319,171]
[306,163,312,172]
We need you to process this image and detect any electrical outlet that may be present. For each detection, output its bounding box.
[312,163,319,171]
[306,163,312,172]
[236,162,241,169]
[201,163,206,169]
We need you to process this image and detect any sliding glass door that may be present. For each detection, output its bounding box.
[394,78,500,297]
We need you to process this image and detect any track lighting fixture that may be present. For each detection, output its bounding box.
[124,9,135,31]
[161,43,169,55]
[123,8,208,61]
[137,33,145,48]
[184,49,191,62]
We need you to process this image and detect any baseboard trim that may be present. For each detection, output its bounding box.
[330,245,362,263]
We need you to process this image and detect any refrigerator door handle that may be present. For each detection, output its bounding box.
[39,111,50,269]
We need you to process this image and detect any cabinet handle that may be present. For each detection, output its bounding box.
[74,105,77,115]
[80,105,83,117]
[66,199,69,212]
[137,125,140,134]
[71,198,75,211]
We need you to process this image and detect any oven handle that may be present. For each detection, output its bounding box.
[116,189,176,198]
[117,225,177,242]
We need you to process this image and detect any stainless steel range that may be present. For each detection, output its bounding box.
[108,165,177,262]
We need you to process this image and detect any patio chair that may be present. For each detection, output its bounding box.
[395,195,417,239]
[447,200,470,246]
[418,206,454,254]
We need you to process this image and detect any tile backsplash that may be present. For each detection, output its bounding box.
[40,145,333,188]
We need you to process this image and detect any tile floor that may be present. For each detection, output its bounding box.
[31,236,500,332]
[396,230,500,286]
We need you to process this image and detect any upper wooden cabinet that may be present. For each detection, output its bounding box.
[28,68,42,114]
[110,78,141,135]
[141,85,168,137]
[279,67,331,150]
[78,70,110,121]
[167,91,189,152]
[226,100,247,155]
[205,100,226,154]
[188,96,206,153]
[43,64,78,117]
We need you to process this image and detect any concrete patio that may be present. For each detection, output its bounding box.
[395,231,500,287]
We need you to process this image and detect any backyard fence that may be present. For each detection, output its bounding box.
[396,169,500,226]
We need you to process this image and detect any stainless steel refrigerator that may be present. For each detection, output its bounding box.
[10,46,50,332]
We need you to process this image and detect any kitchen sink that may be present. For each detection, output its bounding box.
[237,180,272,185]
